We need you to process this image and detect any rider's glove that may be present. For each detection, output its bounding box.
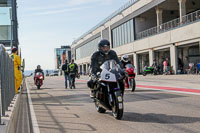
[91,74,97,81]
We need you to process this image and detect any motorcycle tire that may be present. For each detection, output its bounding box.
[37,85,40,89]
[131,79,136,92]
[143,72,147,76]
[95,101,106,113]
[112,94,123,120]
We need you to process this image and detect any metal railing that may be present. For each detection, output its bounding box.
[136,9,200,40]
[0,44,15,124]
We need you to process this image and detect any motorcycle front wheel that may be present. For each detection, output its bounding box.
[130,78,136,92]
[37,85,40,89]
[112,95,123,120]
[95,101,106,113]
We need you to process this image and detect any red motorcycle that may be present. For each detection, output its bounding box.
[125,64,136,92]
[34,72,44,89]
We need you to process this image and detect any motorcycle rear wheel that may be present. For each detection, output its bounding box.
[143,72,147,76]
[131,78,136,92]
[112,96,123,120]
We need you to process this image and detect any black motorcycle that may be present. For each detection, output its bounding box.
[93,60,124,120]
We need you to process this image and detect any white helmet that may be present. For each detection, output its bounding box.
[122,54,129,62]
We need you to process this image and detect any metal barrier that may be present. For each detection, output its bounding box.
[136,9,200,40]
[0,44,15,124]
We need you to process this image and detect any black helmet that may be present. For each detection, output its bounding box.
[98,39,110,55]
[37,65,41,69]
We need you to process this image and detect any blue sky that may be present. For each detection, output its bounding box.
[18,0,129,70]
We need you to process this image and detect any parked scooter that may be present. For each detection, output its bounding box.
[124,64,136,92]
[34,72,44,89]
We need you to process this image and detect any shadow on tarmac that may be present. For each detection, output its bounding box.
[122,112,200,124]
[124,92,187,102]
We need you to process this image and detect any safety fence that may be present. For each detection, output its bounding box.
[136,9,200,40]
[0,44,15,124]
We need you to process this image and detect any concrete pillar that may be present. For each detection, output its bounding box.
[156,7,163,26]
[178,0,187,23]
[78,65,81,73]
[86,63,89,75]
[133,53,138,75]
[170,44,178,74]
[149,49,154,66]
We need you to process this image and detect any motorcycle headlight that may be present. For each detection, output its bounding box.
[39,77,43,79]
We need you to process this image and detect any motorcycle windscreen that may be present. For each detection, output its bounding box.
[125,64,134,69]
[100,60,119,82]
[36,72,43,76]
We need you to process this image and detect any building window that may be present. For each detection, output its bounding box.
[75,37,101,60]
[111,19,135,48]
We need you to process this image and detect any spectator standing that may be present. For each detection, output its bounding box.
[10,48,22,93]
[163,58,168,73]
[69,59,78,89]
[62,60,71,89]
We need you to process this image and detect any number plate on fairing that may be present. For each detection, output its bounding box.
[100,69,116,82]
[118,96,122,102]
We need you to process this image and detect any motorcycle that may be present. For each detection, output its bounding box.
[143,66,160,76]
[93,60,124,120]
[125,64,136,92]
[34,72,44,89]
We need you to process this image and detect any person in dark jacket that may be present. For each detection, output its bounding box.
[69,59,78,89]
[87,39,124,98]
[62,59,71,89]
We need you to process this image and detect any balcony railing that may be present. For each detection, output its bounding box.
[136,9,200,40]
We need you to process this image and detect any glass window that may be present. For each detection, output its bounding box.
[116,27,119,47]
[130,19,134,42]
[127,21,131,43]
[75,36,101,60]
[124,22,128,44]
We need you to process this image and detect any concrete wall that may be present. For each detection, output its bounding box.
[74,21,200,65]
[135,10,157,33]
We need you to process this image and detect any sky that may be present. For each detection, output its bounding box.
[18,0,130,70]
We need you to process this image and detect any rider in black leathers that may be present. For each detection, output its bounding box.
[87,39,124,98]
[34,65,44,82]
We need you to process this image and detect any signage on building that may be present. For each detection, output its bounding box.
[0,7,11,25]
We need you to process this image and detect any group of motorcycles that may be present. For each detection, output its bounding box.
[33,60,136,120]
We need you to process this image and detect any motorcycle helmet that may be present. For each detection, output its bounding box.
[98,39,110,55]
[122,54,129,63]
[37,65,41,69]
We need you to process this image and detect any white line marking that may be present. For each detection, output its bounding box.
[26,79,40,133]
[136,87,200,96]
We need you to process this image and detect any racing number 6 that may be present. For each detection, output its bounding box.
[105,73,110,80]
